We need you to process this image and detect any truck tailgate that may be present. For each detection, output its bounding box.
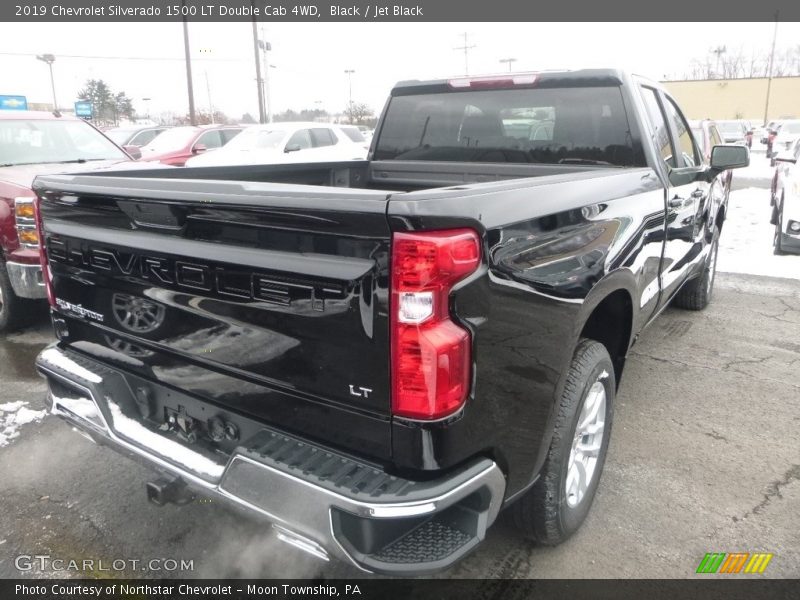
[35,174,394,459]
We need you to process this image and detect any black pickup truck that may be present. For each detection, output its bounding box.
[33,69,748,574]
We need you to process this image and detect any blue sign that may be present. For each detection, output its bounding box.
[0,95,28,111]
[74,101,93,118]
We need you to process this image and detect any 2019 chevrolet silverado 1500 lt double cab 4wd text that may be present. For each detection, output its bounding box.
[33,70,748,574]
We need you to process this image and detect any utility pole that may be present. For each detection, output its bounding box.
[251,8,266,124]
[454,33,476,76]
[259,29,273,123]
[499,57,517,72]
[181,0,196,126]
[205,71,214,124]
[764,12,779,127]
[344,69,355,105]
[35,54,58,111]
[711,45,727,78]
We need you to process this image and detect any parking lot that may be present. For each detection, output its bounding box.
[0,147,798,579]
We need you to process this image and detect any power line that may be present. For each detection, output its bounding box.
[453,32,476,76]
[0,51,241,62]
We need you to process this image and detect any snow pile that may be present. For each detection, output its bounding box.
[0,401,47,447]
[717,187,800,279]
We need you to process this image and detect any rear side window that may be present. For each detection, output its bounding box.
[310,128,337,147]
[374,86,644,167]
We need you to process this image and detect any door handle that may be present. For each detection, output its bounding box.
[668,196,684,208]
[690,190,704,199]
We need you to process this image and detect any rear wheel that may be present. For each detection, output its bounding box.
[509,339,615,545]
[673,228,719,311]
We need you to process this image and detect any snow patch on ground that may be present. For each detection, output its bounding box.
[717,186,800,279]
[0,401,47,447]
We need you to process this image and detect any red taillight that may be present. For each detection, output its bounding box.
[448,73,538,90]
[33,195,56,308]
[390,229,481,420]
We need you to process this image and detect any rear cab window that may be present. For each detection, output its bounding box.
[374,84,645,167]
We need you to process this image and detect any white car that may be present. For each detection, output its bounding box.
[771,139,800,255]
[770,120,800,163]
[184,122,369,167]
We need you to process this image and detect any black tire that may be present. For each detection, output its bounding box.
[0,260,36,333]
[673,228,719,311]
[773,206,785,256]
[508,339,615,545]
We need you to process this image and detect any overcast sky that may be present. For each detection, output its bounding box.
[2,22,799,120]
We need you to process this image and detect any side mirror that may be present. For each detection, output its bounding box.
[193,143,207,154]
[774,152,797,164]
[122,145,141,160]
[284,144,302,153]
[710,144,749,172]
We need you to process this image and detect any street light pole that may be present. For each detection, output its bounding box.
[499,57,517,72]
[763,12,779,127]
[35,54,58,111]
[251,15,266,123]
[259,30,273,123]
[344,69,355,106]
[181,0,197,126]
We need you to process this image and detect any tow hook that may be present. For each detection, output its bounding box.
[146,477,195,506]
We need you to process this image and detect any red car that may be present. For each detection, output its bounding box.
[690,119,733,197]
[0,110,140,331]
[138,125,242,166]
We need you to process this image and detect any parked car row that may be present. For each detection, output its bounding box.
[184,122,369,167]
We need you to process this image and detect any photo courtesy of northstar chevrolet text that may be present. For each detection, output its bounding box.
[0,0,798,595]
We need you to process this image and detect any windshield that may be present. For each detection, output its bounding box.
[223,128,286,150]
[779,122,800,134]
[105,129,135,145]
[0,119,127,166]
[142,127,198,152]
[374,86,644,166]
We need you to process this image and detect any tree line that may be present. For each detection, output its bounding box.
[671,45,800,81]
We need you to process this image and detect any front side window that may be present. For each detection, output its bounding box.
[196,130,223,149]
[709,126,723,147]
[287,129,313,150]
[638,87,676,169]
[662,97,700,168]
[310,128,337,147]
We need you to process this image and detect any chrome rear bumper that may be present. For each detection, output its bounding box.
[36,344,506,575]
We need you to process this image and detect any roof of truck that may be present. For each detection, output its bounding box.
[391,68,631,95]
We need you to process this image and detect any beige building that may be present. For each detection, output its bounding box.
[662,77,800,124]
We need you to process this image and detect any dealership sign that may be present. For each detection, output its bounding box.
[74,101,93,118]
[0,95,28,110]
